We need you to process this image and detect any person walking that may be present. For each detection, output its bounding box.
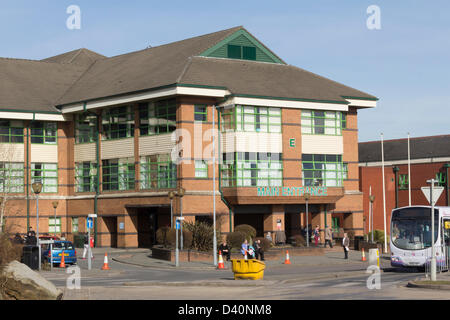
[343,233,350,259]
[218,240,231,261]
[313,225,320,247]
[324,225,333,248]
[82,232,93,260]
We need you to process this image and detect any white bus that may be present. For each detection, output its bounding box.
[390,205,450,269]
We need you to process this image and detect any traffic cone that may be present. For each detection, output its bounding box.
[217,251,225,269]
[59,250,66,268]
[101,252,110,270]
[244,249,248,260]
[361,248,367,262]
[284,250,291,265]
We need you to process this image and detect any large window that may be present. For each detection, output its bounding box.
[221,152,282,187]
[0,120,23,143]
[102,158,135,191]
[48,218,61,233]
[221,106,281,133]
[75,162,98,192]
[139,99,176,136]
[0,162,24,193]
[30,122,57,144]
[140,154,176,189]
[102,106,134,140]
[301,110,343,135]
[302,154,345,187]
[75,113,97,143]
[31,163,58,193]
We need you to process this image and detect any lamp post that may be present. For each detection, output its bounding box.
[52,201,58,236]
[369,195,375,243]
[177,187,185,250]
[168,191,175,228]
[304,192,311,247]
[31,182,43,270]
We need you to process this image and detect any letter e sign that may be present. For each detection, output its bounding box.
[289,138,296,148]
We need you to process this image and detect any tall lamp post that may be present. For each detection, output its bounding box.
[168,191,175,228]
[177,187,185,250]
[31,182,43,271]
[304,192,311,247]
[369,195,375,243]
[52,201,58,236]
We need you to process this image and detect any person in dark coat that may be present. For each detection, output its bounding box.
[218,240,231,261]
[253,239,265,261]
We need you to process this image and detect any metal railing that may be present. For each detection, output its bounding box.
[424,245,450,278]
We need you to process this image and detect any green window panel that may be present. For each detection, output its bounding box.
[102,106,134,140]
[194,105,208,122]
[48,217,61,234]
[75,162,98,193]
[341,113,347,129]
[227,44,256,60]
[75,113,97,144]
[195,160,208,178]
[0,162,24,193]
[332,217,340,233]
[102,158,135,191]
[0,120,24,143]
[140,154,176,189]
[221,152,283,187]
[31,163,58,193]
[227,45,242,59]
[139,99,176,136]
[222,105,281,133]
[399,174,409,190]
[301,110,343,136]
[30,122,57,144]
[436,172,446,187]
[343,163,348,180]
[72,217,79,233]
[302,154,344,187]
[243,46,256,60]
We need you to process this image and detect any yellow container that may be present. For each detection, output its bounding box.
[231,259,266,280]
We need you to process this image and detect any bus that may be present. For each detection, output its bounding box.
[390,205,450,269]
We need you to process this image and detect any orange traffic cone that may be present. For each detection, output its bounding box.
[217,250,225,269]
[59,250,66,268]
[101,252,110,270]
[361,248,367,262]
[244,249,248,260]
[284,250,291,265]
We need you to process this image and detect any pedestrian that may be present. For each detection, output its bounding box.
[324,225,333,248]
[265,232,273,243]
[343,233,350,259]
[82,232,93,259]
[26,227,37,245]
[218,240,231,261]
[253,239,265,261]
[313,225,320,247]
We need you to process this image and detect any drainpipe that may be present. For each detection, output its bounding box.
[445,164,449,206]
[393,166,399,208]
[26,113,37,231]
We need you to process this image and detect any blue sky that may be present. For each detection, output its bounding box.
[1,1,449,142]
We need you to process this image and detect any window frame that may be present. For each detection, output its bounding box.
[0,162,24,193]
[302,154,344,187]
[139,99,177,136]
[140,154,177,190]
[230,105,281,133]
[48,217,61,234]
[194,105,208,122]
[102,158,135,191]
[102,106,135,141]
[301,110,343,136]
[31,163,58,193]
[0,120,24,143]
[75,161,98,193]
[75,113,97,144]
[30,122,57,144]
[195,160,209,179]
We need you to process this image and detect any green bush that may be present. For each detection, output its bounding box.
[234,224,256,242]
[367,229,385,244]
[167,228,193,249]
[156,226,171,247]
[254,237,271,252]
[292,234,306,247]
[183,221,221,252]
[227,231,247,250]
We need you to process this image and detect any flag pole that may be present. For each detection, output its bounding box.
[408,133,411,206]
[381,133,387,253]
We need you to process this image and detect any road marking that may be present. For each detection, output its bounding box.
[330,282,363,288]
[290,283,323,288]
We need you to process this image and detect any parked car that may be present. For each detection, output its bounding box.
[42,240,77,266]
[39,235,60,242]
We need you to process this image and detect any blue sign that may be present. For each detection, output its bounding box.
[87,217,93,229]
[175,220,180,230]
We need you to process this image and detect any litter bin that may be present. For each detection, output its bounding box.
[231,259,265,280]
[22,245,39,270]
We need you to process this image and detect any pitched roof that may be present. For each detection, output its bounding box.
[42,48,106,67]
[359,135,450,163]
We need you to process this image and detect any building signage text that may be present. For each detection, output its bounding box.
[257,186,328,197]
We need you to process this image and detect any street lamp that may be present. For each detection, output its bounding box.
[32,181,43,270]
[177,187,185,250]
[369,195,375,243]
[304,192,311,247]
[52,201,59,236]
[168,191,175,229]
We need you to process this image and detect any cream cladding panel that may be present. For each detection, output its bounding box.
[139,134,175,156]
[301,135,343,154]
[221,132,282,153]
[30,145,58,163]
[74,143,96,162]
[0,144,24,162]
[102,138,134,160]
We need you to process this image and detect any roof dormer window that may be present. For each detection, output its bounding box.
[227,44,256,60]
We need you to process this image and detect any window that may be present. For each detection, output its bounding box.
[221,152,283,187]
[75,162,98,192]
[332,217,340,233]
[195,160,208,178]
[0,162,24,193]
[343,163,348,180]
[102,158,135,191]
[72,218,79,233]
[30,122,57,144]
[227,44,256,60]
[194,105,207,122]
[31,163,58,193]
[0,120,23,143]
[102,106,134,140]
[224,106,281,133]
[301,110,342,135]
[399,174,409,190]
[48,217,61,233]
[302,154,345,187]
[140,154,177,189]
[75,113,97,143]
[139,99,176,136]
[341,113,347,129]
[436,172,446,187]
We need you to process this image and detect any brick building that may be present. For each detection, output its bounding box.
[359,135,450,236]
[0,26,377,247]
